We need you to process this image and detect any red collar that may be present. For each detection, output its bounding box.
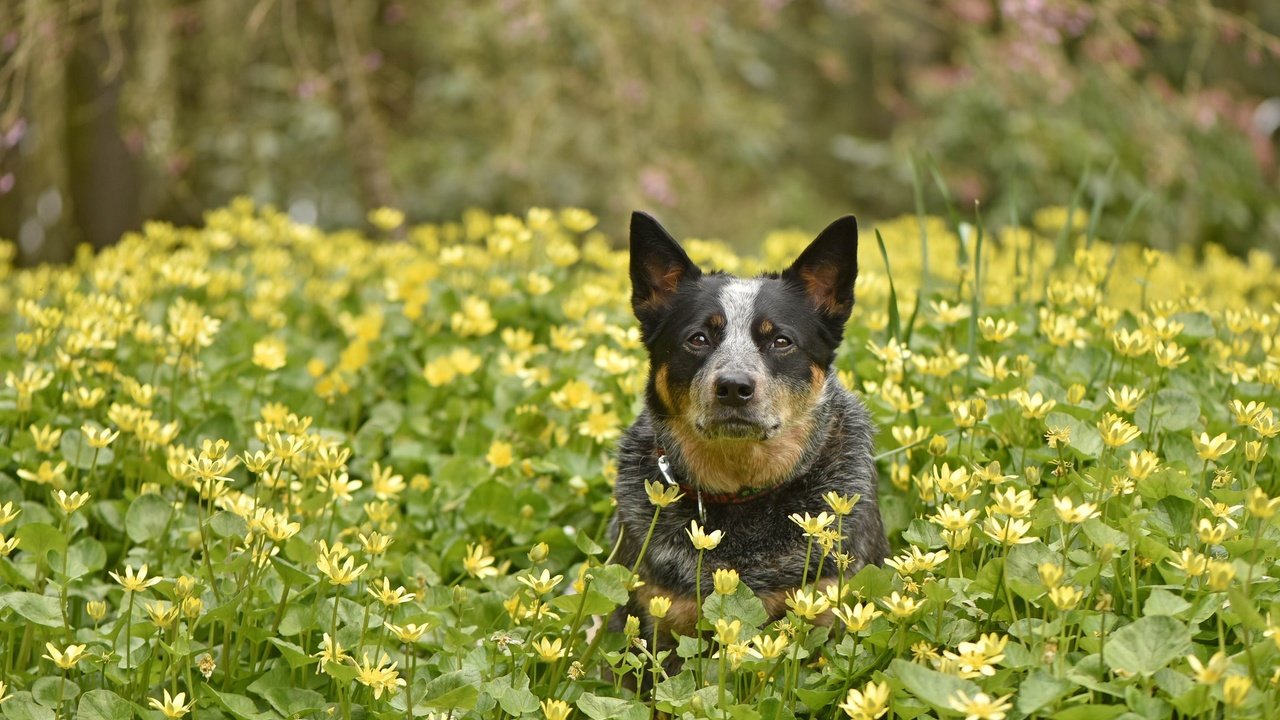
[655,447,789,507]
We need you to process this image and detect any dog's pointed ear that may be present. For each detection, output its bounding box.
[783,215,858,324]
[630,211,701,319]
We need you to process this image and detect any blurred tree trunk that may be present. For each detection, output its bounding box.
[18,0,73,265]
[67,7,141,252]
[329,0,398,214]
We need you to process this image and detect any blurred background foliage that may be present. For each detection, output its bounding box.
[1,0,1278,265]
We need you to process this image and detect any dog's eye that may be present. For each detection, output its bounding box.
[771,336,793,350]
[688,332,710,348]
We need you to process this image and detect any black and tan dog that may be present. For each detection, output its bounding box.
[609,211,889,647]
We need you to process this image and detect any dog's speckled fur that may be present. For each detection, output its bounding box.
[608,211,890,651]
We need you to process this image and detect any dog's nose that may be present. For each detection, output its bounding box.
[715,373,756,406]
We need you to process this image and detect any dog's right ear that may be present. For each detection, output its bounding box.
[629,211,700,322]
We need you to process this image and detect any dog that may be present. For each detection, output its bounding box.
[608,211,890,661]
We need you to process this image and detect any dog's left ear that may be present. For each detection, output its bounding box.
[783,215,858,324]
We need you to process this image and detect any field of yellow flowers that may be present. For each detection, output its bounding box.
[1,199,1279,719]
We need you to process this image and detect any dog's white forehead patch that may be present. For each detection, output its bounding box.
[715,279,763,363]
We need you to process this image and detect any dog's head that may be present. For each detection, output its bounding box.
[629,211,857,444]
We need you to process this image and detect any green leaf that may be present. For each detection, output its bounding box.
[655,671,696,711]
[0,591,63,627]
[1016,671,1073,716]
[76,689,134,720]
[260,688,325,718]
[1142,588,1190,617]
[125,494,173,543]
[421,669,480,711]
[266,638,314,669]
[1,693,56,720]
[1103,616,1191,677]
[891,658,981,713]
[576,693,649,720]
[32,677,79,707]
[202,687,278,720]
[1134,389,1200,433]
[208,511,248,539]
[703,584,768,630]
[483,674,539,716]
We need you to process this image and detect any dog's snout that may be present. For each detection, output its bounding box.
[715,373,756,406]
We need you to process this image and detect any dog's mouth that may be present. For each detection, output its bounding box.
[694,413,781,440]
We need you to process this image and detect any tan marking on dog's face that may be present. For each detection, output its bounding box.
[669,416,815,494]
[708,314,725,330]
[634,584,699,637]
[655,363,682,415]
[759,319,774,334]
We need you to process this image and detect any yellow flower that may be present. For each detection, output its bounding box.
[1246,487,1280,519]
[988,488,1037,518]
[1223,675,1252,707]
[463,543,500,579]
[948,690,1014,720]
[43,642,88,670]
[518,569,564,595]
[686,520,724,551]
[250,337,287,371]
[148,690,194,719]
[832,602,883,632]
[1154,340,1188,369]
[749,633,790,660]
[29,424,62,453]
[17,460,68,487]
[978,317,1018,343]
[881,591,922,619]
[486,441,514,470]
[643,479,684,508]
[982,516,1036,546]
[52,489,91,515]
[368,207,405,231]
[386,622,430,643]
[367,577,414,607]
[1192,432,1236,461]
[531,636,565,662]
[110,563,163,592]
[1206,560,1236,591]
[1015,391,1056,419]
[1186,651,1230,684]
[1047,585,1084,611]
[789,511,836,537]
[316,552,367,586]
[1106,385,1146,414]
[1168,548,1209,577]
[839,679,890,720]
[823,491,861,516]
[1126,450,1160,480]
[1097,413,1141,448]
[785,588,831,620]
[540,698,573,720]
[648,595,672,619]
[353,652,406,699]
[713,568,740,595]
[714,618,742,644]
[1230,399,1267,426]
[1038,562,1065,588]
[1053,496,1100,524]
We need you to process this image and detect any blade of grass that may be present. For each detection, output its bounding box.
[875,229,902,342]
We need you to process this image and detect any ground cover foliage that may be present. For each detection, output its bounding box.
[0,201,1279,719]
